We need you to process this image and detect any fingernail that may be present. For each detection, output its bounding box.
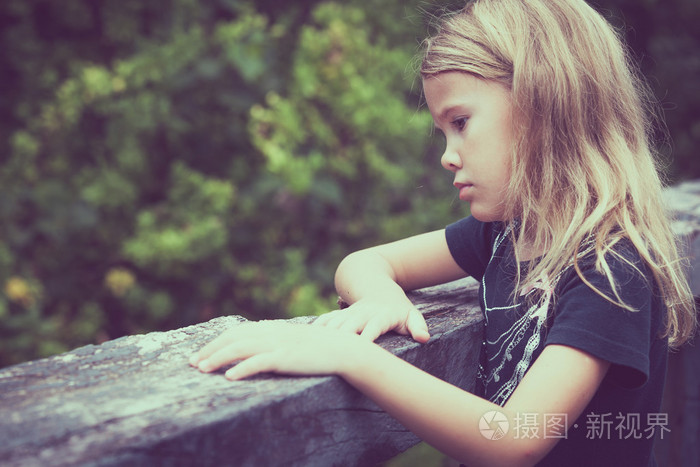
[198,360,212,372]
[189,355,199,366]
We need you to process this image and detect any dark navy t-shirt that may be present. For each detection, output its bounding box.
[446,216,668,466]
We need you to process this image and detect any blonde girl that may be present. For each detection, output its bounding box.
[189,0,696,465]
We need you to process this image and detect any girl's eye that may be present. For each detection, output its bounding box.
[451,117,468,132]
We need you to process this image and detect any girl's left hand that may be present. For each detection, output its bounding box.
[189,320,369,380]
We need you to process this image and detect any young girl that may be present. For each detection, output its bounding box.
[190,0,696,465]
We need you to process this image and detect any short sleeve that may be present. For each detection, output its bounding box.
[445,216,500,281]
[544,250,660,389]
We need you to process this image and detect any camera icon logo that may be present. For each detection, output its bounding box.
[479,410,509,440]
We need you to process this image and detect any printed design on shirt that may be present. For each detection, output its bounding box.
[482,224,519,321]
[479,226,594,406]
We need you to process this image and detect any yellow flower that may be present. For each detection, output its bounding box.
[104,268,136,297]
[5,277,33,306]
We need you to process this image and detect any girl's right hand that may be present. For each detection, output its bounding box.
[313,296,430,343]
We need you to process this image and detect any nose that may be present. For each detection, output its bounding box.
[440,144,462,172]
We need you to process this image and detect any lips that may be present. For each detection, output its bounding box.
[454,181,474,201]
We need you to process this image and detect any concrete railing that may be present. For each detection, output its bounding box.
[657,181,700,467]
[1,180,699,467]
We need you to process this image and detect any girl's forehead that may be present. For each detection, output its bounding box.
[423,72,509,96]
[423,72,512,112]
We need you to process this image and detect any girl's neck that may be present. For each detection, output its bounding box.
[514,237,546,262]
[509,218,548,262]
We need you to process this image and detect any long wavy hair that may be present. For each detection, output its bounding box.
[421,0,696,347]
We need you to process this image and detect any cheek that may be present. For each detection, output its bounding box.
[495,127,514,179]
[483,149,512,191]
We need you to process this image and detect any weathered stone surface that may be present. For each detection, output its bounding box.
[664,180,700,295]
[0,279,483,467]
[655,180,700,467]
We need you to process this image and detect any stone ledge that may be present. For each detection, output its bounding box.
[0,279,483,467]
[664,180,700,295]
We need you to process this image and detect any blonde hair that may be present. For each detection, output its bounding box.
[421,0,696,347]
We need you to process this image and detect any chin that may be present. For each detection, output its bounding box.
[469,205,505,223]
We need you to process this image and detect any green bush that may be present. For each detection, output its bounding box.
[0,0,697,368]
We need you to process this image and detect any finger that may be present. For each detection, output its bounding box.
[190,324,246,366]
[324,313,350,330]
[312,310,341,326]
[197,339,262,373]
[407,309,430,343]
[338,317,365,335]
[225,352,281,380]
[359,319,385,342]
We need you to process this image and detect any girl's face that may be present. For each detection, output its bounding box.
[423,72,514,222]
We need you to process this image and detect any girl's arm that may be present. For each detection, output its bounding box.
[192,321,608,466]
[190,231,609,465]
[335,229,468,298]
[340,341,609,466]
[314,230,468,341]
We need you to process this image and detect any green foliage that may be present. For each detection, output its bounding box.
[0,0,453,367]
[123,162,234,273]
[0,0,698,368]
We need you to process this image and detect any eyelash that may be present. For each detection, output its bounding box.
[451,117,468,132]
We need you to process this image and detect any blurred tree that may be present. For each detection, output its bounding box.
[0,0,458,367]
[0,0,698,369]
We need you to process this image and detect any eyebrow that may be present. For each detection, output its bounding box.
[438,105,462,121]
[432,104,468,131]
[435,103,471,123]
